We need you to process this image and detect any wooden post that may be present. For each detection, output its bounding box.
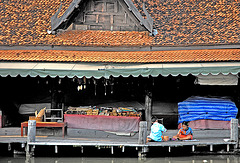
[138,147,148,158]
[51,90,58,109]
[111,146,114,154]
[210,145,213,152]
[138,121,147,144]
[0,110,2,128]
[122,146,125,152]
[81,146,84,153]
[145,92,152,130]
[26,120,36,158]
[230,119,238,148]
[55,145,58,153]
[27,120,36,143]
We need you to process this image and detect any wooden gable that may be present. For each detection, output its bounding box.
[67,0,146,31]
[51,0,153,34]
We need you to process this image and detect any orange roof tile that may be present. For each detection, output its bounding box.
[0,0,239,46]
[55,30,153,46]
[0,49,239,63]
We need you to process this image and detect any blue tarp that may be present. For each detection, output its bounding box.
[178,96,238,123]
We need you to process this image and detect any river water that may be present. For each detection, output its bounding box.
[0,155,239,163]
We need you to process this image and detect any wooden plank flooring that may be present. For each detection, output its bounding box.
[0,128,236,148]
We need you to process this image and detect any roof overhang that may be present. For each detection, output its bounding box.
[1,62,240,78]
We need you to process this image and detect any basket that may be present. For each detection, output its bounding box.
[29,116,42,122]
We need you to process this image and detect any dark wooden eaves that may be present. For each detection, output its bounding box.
[51,0,82,32]
[123,0,153,34]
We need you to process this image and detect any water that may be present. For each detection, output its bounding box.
[0,156,239,163]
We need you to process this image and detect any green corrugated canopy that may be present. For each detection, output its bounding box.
[0,62,240,78]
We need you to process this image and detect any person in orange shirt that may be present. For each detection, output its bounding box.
[172,121,193,140]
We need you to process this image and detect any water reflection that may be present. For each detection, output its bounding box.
[0,155,239,163]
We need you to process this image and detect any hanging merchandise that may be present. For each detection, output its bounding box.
[104,78,107,96]
[93,78,97,96]
[83,77,87,89]
[83,76,86,84]
[72,76,76,82]
[77,78,82,85]
[77,85,83,91]
[110,77,114,94]
[76,77,86,91]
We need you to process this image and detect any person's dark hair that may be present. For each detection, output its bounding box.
[182,121,189,126]
[151,116,158,123]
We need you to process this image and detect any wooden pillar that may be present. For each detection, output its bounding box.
[210,145,213,152]
[138,121,147,144]
[138,147,148,158]
[51,90,58,109]
[26,120,36,158]
[230,118,238,148]
[0,110,2,128]
[55,145,58,153]
[192,145,195,152]
[145,92,152,130]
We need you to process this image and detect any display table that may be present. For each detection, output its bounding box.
[64,114,140,132]
[178,120,231,129]
[21,122,67,138]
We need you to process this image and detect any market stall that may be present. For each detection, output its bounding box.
[178,96,238,129]
[64,106,142,132]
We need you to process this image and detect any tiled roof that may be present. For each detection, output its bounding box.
[0,49,239,63]
[55,30,153,46]
[134,0,240,46]
[0,0,239,46]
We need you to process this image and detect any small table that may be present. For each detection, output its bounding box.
[21,121,67,138]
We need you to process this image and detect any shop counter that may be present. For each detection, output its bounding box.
[64,114,140,132]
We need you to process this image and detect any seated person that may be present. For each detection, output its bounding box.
[147,117,169,142]
[172,121,193,140]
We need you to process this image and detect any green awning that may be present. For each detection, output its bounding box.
[0,62,240,78]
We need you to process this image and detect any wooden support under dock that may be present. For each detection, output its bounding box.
[0,125,238,157]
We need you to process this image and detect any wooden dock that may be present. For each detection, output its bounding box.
[0,127,238,157]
